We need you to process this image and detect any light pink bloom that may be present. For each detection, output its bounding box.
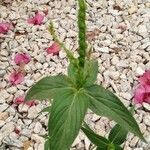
[9,71,24,85]
[0,22,12,34]
[134,70,150,104]
[14,95,37,107]
[139,70,150,85]
[27,12,44,25]
[46,42,60,55]
[14,53,31,65]
[14,96,24,104]
[26,101,37,107]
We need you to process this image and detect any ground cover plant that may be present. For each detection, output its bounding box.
[25,0,146,149]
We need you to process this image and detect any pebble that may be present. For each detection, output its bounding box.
[97,47,110,53]
[143,103,150,111]
[27,106,40,119]
[34,122,42,134]
[143,115,150,126]
[0,103,9,112]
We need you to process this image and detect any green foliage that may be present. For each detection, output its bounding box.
[78,0,87,67]
[85,85,144,141]
[25,0,145,149]
[82,123,123,150]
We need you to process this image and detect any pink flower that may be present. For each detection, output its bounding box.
[27,12,44,25]
[46,42,60,55]
[14,53,31,65]
[0,22,12,34]
[14,96,24,104]
[14,95,37,107]
[9,71,24,85]
[26,101,37,107]
[134,70,150,104]
[139,71,150,85]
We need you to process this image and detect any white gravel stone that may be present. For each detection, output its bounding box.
[143,115,150,126]
[143,103,150,111]
[34,122,42,134]
[97,47,110,53]
[27,106,40,119]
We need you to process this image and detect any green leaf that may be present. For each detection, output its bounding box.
[41,106,51,113]
[25,75,73,101]
[68,63,78,84]
[44,140,50,150]
[48,88,89,150]
[83,60,98,86]
[108,106,135,145]
[109,124,127,145]
[85,84,145,141]
[81,126,109,149]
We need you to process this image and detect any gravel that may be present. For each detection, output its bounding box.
[0,0,150,150]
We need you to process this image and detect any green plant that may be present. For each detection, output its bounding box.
[25,0,145,149]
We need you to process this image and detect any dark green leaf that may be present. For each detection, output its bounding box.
[68,63,78,84]
[40,106,51,113]
[109,124,127,145]
[85,84,145,141]
[25,75,73,101]
[108,106,135,145]
[81,127,109,149]
[83,60,98,86]
[44,140,50,150]
[48,88,89,150]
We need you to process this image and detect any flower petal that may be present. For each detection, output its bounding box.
[14,96,24,104]
[9,71,24,85]
[139,70,150,85]
[134,85,146,104]
[0,22,12,34]
[27,12,44,25]
[46,42,60,55]
[14,53,31,65]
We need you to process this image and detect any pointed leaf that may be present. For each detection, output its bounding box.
[25,75,73,101]
[81,127,109,149]
[108,107,134,145]
[48,88,89,150]
[84,60,98,86]
[44,140,50,150]
[109,124,127,145]
[85,85,145,141]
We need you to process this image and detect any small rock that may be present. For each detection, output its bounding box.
[0,90,10,102]
[0,120,5,127]
[143,103,150,111]
[0,103,9,112]
[138,25,147,35]
[0,122,15,137]
[7,87,17,94]
[135,67,145,76]
[0,112,9,120]
[18,104,29,113]
[0,70,6,77]
[27,106,39,119]
[128,5,138,14]
[143,115,150,126]
[34,122,42,134]
[98,47,110,53]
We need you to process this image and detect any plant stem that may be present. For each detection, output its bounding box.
[48,22,76,64]
[78,0,87,67]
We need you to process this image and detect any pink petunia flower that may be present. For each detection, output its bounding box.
[27,12,44,25]
[14,95,37,107]
[0,22,12,34]
[9,71,24,85]
[14,96,24,104]
[139,70,150,85]
[14,53,31,65]
[46,42,60,55]
[134,70,150,104]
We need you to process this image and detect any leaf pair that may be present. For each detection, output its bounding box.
[82,121,127,150]
[26,60,145,150]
